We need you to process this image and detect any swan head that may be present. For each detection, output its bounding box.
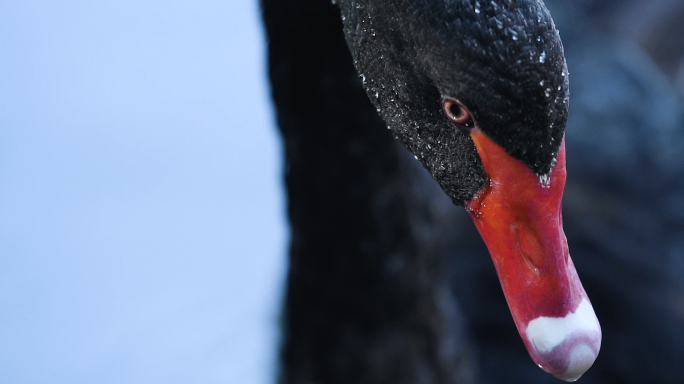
[340,0,601,380]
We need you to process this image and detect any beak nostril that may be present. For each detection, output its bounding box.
[513,223,545,273]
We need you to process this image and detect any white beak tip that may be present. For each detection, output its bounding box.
[552,341,599,382]
[525,299,602,381]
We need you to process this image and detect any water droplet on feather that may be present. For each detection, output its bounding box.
[539,174,551,188]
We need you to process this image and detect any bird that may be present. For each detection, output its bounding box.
[444,1,684,382]
[261,0,684,383]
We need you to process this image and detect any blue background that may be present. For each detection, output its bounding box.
[0,1,286,383]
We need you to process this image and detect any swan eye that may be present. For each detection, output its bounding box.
[443,98,473,128]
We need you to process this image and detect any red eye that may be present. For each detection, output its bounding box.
[443,98,473,128]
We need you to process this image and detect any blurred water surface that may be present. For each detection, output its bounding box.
[0,1,286,383]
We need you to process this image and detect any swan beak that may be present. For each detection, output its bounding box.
[465,128,601,381]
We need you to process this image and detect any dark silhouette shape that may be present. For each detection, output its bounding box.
[263,1,472,381]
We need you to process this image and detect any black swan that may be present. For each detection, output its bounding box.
[444,1,684,383]
[263,0,602,382]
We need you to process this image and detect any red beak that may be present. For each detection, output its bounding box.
[465,129,601,381]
